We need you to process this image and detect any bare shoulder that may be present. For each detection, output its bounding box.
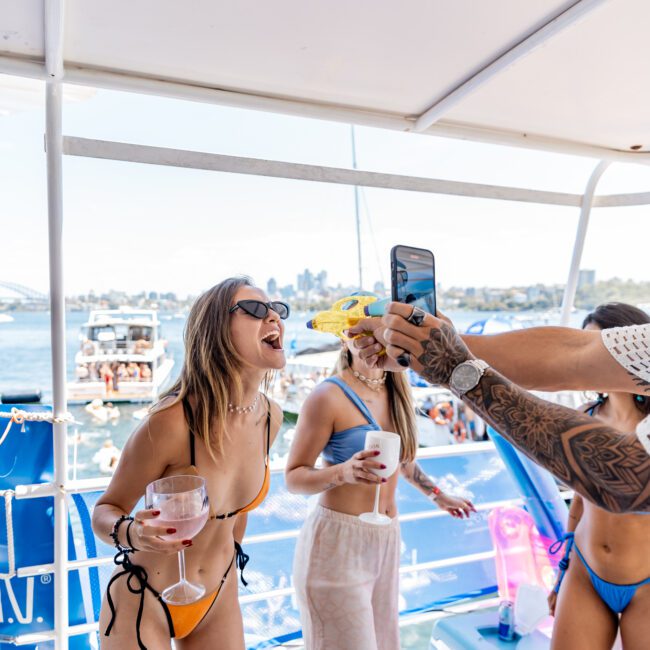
[133,397,188,457]
[298,379,341,420]
[308,377,341,404]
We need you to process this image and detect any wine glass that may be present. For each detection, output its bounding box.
[359,431,401,526]
[145,475,209,604]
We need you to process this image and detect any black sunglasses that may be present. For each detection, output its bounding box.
[229,300,290,320]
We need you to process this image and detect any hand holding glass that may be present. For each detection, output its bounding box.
[145,475,209,604]
[359,431,401,525]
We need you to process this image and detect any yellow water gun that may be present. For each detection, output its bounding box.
[306,294,388,339]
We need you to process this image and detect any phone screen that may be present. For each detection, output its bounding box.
[391,245,436,315]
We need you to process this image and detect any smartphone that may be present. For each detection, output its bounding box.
[390,245,436,315]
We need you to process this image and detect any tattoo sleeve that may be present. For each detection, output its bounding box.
[409,322,650,511]
[401,461,437,496]
[466,369,650,513]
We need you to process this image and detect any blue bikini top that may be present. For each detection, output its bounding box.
[321,377,381,465]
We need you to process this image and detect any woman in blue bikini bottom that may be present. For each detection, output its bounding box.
[549,303,650,650]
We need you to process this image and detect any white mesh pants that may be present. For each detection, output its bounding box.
[293,504,401,650]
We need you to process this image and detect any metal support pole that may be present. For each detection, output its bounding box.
[559,160,610,326]
[350,126,363,289]
[44,1,68,648]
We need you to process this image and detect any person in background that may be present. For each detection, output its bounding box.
[453,403,468,444]
[286,334,475,650]
[111,362,120,392]
[140,363,152,381]
[464,405,482,441]
[75,363,89,381]
[100,362,114,395]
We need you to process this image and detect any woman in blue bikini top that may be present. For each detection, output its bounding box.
[549,302,650,650]
[286,330,476,650]
[285,338,476,520]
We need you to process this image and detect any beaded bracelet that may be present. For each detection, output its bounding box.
[110,514,134,552]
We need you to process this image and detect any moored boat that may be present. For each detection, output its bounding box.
[67,308,174,403]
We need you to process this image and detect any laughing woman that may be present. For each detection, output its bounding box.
[92,278,286,649]
[285,335,475,650]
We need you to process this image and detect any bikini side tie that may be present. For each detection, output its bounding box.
[104,550,174,649]
[235,541,250,587]
[549,532,575,594]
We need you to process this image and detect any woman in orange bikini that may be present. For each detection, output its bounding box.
[92,277,286,649]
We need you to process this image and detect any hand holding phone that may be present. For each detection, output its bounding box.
[390,245,436,366]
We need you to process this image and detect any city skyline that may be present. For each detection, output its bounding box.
[10,266,650,316]
[1,267,595,302]
[0,264,604,303]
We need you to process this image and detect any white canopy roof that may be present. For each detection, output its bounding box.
[1,0,649,162]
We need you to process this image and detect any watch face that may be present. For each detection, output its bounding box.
[452,363,480,392]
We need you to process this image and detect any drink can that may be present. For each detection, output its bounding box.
[498,600,515,641]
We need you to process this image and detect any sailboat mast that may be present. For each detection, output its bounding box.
[350,125,363,289]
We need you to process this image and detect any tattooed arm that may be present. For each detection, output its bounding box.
[400,460,476,518]
[400,460,438,495]
[382,303,650,513]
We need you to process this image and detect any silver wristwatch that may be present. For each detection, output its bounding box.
[449,359,489,397]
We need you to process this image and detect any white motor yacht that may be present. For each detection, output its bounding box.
[67,308,174,403]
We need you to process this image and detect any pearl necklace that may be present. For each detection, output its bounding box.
[351,369,387,392]
[228,393,260,414]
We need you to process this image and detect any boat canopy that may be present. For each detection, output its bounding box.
[1,0,649,162]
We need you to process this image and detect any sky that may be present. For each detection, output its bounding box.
[2,75,650,298]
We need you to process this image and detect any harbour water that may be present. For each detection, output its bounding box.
[0,308,585,479]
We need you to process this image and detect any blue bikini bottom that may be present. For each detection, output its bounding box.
[551,532,650,614]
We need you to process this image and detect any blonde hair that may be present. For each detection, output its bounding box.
[154,277,271,460]
[334,347,418,463]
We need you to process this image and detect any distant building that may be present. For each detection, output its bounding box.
[526,286,541,302]
[267,277,278,295]
[107,290,129,303]
[578,269,596,288]
[280,285,295,300]
[483,289,504,302]
[464,287,476,298]
[297,269,314,293]
[315,271,328,292]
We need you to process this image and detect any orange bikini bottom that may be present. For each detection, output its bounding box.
[105,542,249,649]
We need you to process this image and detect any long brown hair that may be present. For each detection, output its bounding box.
[154,277,271,459]
[334,347,418,463]
[583,302,650,417]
